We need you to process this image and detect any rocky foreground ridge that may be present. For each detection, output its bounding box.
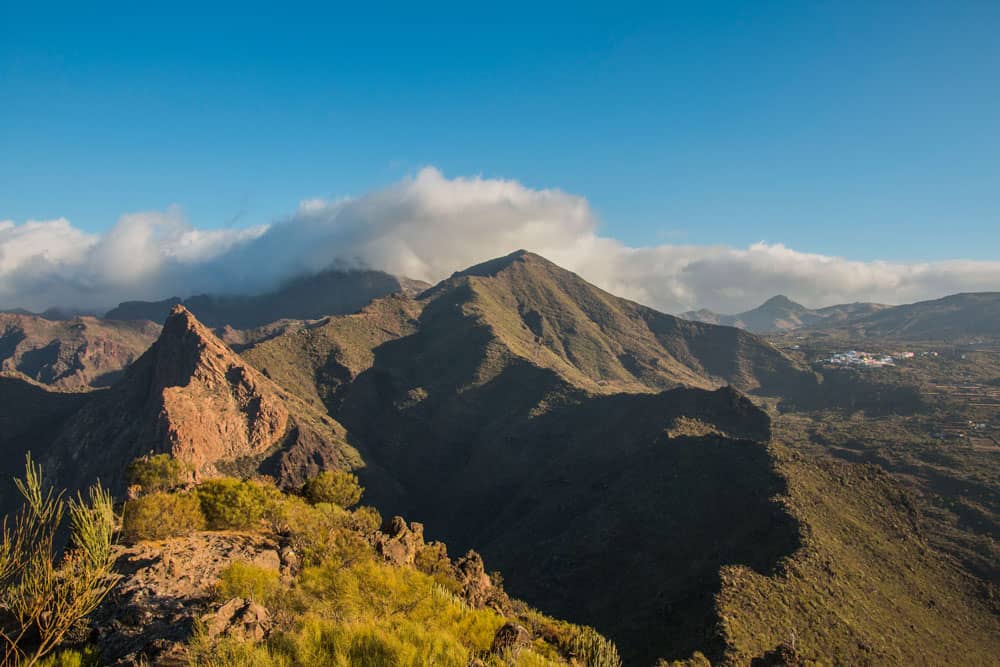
[92,520,509,666]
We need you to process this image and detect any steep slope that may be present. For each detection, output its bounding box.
[44,306,362,494]
[240,294,424,412]
[9,250,997,664]
[681,295,887,334]
[833,292,1000,340]
[438,251,815,394]
[106,268,430,328]
[716,445,1000,666]
[0,313,160,389]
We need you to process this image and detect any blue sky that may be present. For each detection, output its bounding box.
[2,1,999,264]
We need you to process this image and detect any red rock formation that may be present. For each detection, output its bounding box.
[45,306,360,492]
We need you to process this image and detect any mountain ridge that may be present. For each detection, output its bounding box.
[681,295,888,334]
[829,291,1000,340]
[105,267,430,329]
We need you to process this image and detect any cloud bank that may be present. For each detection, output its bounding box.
[2,167,999,315]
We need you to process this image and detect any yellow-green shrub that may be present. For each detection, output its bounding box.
[350,505,382,536]
[216,560,282,605]
[297,560,503,653]
[126,453,190,493]
[265,495,370,567]
[36,647,99,667]
[186,632,289,667]
[121,490,205,542]
[301,470,363,508]
[196,478,281,530]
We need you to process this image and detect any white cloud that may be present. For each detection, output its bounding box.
[2,166,999,315]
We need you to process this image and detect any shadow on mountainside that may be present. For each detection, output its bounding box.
[0,376,89,513]
[335,324,801,663]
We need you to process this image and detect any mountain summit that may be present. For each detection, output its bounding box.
[426,249,814,393]
[44,305,360,492]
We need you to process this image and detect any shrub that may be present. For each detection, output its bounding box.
[36,647,100,667]
[126,453,190,493]
[570,626,622,667]
[121,490,205,542]
[301,470,363,509]
[351,505,382,536]
[216,560,282,605]
[186,632,287,667]
[263,494,366,567]
[197,478,281,531]
[1,455,119,666]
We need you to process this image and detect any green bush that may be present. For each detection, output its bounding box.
[126,453,190,493]
[36,647,100,667]
[351,505,382,536]
[121,490,206,542]
[301,470,363,508]
[196,478,280,531]
[216,560,282,605]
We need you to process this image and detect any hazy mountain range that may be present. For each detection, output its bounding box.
[680,292,1000,339]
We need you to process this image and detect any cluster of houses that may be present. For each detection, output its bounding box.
[824,350,914,368]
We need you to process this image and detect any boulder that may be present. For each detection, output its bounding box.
[375,516,425,567]
[201,598,271,642]
[490,622,531,656]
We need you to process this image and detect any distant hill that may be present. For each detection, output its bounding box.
[105,268,430,329]
[681,295,887,334]
[831,292,1000,340]
[0,313,161,389]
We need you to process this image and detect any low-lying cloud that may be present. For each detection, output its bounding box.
[2,167,999,315]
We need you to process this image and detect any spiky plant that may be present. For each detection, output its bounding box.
[570,626,622,667]
[0,454,120,666]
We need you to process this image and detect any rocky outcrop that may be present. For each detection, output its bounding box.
[90,532,283,666]
[372,515,508,611]
[455,550,500,610]
[374,516,425,567]
[44,306,361,493]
